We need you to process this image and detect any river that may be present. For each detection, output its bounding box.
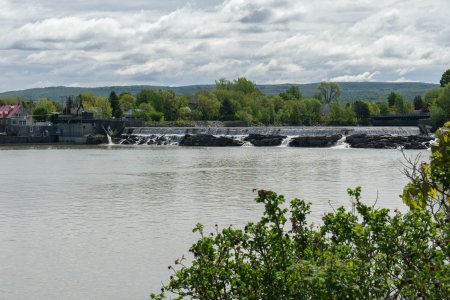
[0,145,427,299]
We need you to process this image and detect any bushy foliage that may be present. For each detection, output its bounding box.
[151,126,450,300]
[427,84,450,127]
[440,69,450,87]
[32,98,60,122]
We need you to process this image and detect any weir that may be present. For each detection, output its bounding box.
[123,126,421,137]
[114,126,428,148]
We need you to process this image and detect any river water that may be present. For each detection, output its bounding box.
[0,145,427,300]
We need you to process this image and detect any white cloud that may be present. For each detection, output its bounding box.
[0,0,449,91]
[331,71,379,82]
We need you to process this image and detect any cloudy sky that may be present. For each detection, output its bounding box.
[0,0,449,92]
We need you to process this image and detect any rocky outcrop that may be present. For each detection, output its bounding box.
[244,134,287,146]
[180,134,244,147]
[289,135,342,147]
[86,134,107,144]
[118,135,172,145]
[346,134,432,149]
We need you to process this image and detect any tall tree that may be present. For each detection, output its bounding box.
[231,77,261,95]
[317,82,342,104]
[109,91,122,118]
[352,100,371,125]
[387,92,399,107]
[279,85,302,100]
[440,69,450,87]
[413,95,424,110]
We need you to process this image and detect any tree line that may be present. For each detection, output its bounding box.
[1,69,449,127]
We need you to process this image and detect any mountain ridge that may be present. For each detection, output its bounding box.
[0,82,439,103]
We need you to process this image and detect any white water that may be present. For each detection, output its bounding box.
[332,135,350,149]
[124,126,421,137]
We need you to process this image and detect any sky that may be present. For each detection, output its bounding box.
[0,0,449,92]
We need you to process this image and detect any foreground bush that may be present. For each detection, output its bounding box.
[151,125,450,299]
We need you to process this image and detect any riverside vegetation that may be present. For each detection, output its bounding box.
[2,69,450,128]
[151,123,450,299]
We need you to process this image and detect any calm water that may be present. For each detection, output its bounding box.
[0,145,427,300]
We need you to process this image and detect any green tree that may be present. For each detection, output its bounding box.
[388,92,401,107]
[133,103,163,121]
[375,101,389,115]
[137,89,164,111]
[440,69,450,87]
[80,93,112,118]
[352,100,371,125]
[109,91,122,118]
[215,78,232,90]
[430,84,450,127]
[32,98,59,122]
[317,82,342,104]
[327,102,356,125]
[413,95,424,110]
[231,77,261,95]
[279,85,302,101]
[403,122,450,212]
[195,91,220,120]
[119,93,137,113]
[393,95,413,114]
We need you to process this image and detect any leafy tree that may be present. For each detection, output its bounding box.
[279,86,302,101]
[440,69,450,87]
[423,88,441,107]
[151,125,450,299]
[80,93,112,118]
[220,97,237,121]
[402,122,450,212]
[119,93,137,113]
[231,77,261,95]
[352,100,371,125]
[161,91,186,121]
[133,103,163,121]
[33,107,51,122]
[327,102,356,125]
[178,106,192,120]
[430,84,450,127]
[215,78,232,90]
[32,98,59,122]
[393,95,413,114]
[317,82,342,104]
[413,95,424,110]
[375,101,389,115]
[195,91,220,120]
[0,96,23,105]
[388,92,402,107]
[137,89,164,111]
[109,91,122,118]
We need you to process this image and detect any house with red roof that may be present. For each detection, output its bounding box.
[0,105,28,126]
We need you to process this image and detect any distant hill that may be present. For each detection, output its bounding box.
[0,82,439,103]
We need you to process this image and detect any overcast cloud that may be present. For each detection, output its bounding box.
[0,0,449,91]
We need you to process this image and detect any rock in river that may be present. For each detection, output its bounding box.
[180,134,243,147]
[289,135,342,147]
[244,134,287,146]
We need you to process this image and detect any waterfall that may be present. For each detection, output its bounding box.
[123,126,421,137]
[103,126,113,145]
[331,135,350,149]
[118,126,425,148]
[279,136,294,147]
